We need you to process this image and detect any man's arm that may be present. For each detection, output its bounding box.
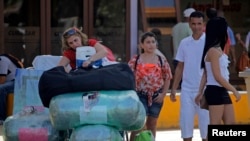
[170,61,184,102]
[0,76,7,84]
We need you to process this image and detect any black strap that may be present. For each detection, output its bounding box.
[134,54,162,71]
[134,55,140,71]
[158,55,163,68]
[0,54,24,68]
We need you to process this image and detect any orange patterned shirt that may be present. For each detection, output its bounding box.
[128,55,172,106]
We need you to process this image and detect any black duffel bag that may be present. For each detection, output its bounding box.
[38,63,135,107]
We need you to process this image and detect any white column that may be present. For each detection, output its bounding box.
[130,0,138,58]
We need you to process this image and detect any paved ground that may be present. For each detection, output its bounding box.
[0,125,201,141]
[155,129,201,141]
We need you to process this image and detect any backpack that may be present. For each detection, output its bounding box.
[0,54,24,68]
[134,54,163,71]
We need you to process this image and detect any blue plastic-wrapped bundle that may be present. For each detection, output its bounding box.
[3,106,59,141]
[69,125,123,141]
[49,90,146,130]
[122,100,146,131]
[13,69,44,114]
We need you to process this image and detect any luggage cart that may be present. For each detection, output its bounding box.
[120,131,129,141]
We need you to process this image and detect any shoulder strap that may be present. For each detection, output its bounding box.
[0,54,24,68]
[134,54,163,71]
[157,55,163,68]
[134,55,140,71]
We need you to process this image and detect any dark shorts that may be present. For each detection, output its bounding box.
[204,85,232,105]
[137,91,163,118]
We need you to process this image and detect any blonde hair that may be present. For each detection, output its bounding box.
[61,27,88,51]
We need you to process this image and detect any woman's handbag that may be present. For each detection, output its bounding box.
[237,51,250,72]
[200,94,208,110]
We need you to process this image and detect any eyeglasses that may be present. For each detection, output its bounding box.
[63,28,77,38]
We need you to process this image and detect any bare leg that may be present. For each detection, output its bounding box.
[146,116,158,138]
[129,128,144,141]
[129,130,140,141]
[209,105,224,124]
[222,104,236,124]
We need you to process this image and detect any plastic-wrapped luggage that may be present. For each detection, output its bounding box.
[39,63,135,107]
[13,68,44,114]
[122,100,146,131]
[49,90,146,130]
[69,125,123,141]
[3,106,59,141]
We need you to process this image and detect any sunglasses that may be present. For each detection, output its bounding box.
[63,28,77,38]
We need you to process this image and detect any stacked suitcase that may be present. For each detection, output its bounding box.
[49,90,145,141]
[2,62,146,141]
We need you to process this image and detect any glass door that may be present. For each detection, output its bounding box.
[50,0,84,55]
[3,0,41,67]
[50,0,128,62]
[2,0,129,66]
[90,0,127,62]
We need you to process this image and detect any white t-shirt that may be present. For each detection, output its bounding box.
[0,56,18,82]
[175,33,205,91]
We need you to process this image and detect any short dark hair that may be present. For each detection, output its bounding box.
[206,8,217,19]
[189,11,205,20]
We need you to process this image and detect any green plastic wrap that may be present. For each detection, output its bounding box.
[3,106,59,141]
[49,90,146,130]
[69,125,123,141]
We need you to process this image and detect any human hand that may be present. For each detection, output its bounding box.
[235,33,241,41]
[170,90,177,102]
[195,94,202,106]
[153,93,165,103]
[234,91,241,102]
[82,60,92,68]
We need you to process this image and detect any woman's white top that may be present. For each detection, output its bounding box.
[205,53,230,86]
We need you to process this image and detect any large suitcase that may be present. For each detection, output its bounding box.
[49,90,146,130]
[69,125,123,141]
[3,106,59,141]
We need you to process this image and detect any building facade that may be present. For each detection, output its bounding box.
[0,0,249,70]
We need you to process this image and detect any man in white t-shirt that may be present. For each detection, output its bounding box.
[0,54,23,124]
[170,11,209,141]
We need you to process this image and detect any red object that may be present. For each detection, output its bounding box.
[104,46,116,61]
[18,128,48,141]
